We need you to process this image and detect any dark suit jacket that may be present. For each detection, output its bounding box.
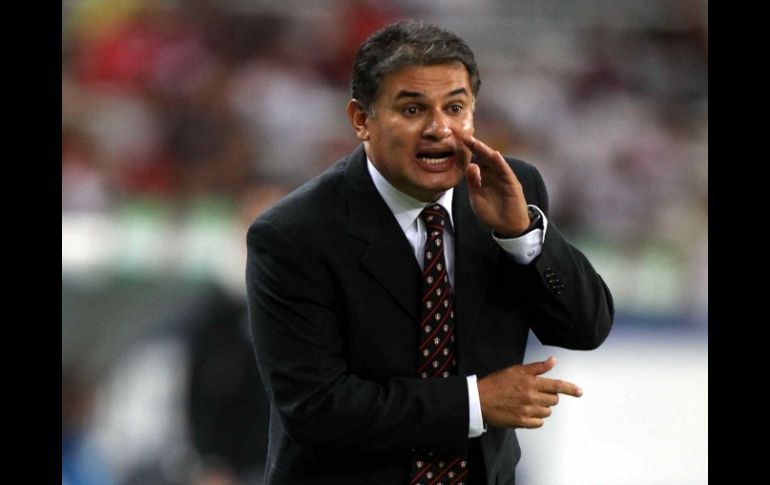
[246,145,613,484]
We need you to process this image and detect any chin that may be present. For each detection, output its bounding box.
[426,169,464,189]
[413,174,463,200]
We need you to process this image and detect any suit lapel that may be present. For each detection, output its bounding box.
[452,178,499,367]
[346,146,422,320]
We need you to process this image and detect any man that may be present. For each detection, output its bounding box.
[246,20,613,485]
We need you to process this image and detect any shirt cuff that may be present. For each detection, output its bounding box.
[467,375,486,438]
[492,205,548,265]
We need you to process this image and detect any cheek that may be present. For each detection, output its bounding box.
[451,114,474,139]
[461,114,474,136]
[458,117,474,162]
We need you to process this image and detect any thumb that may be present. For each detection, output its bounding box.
[520,356,557,376]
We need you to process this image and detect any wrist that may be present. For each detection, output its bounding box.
[494,207,542,238]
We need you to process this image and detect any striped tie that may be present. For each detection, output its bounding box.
[409,204,469,485]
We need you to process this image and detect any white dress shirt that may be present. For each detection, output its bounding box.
[367,159,548,437]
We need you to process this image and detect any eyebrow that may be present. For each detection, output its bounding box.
[447,87,469,98]
[394,87,469,101]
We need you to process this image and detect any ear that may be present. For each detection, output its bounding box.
[346,99,370,141]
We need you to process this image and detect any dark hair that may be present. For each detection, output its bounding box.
[350,20,481,112]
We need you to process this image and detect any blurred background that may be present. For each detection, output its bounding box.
[61,1,707,484]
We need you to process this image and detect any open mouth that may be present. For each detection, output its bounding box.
[416,150,455,165]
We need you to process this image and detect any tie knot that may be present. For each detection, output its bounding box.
[420,204,449,232]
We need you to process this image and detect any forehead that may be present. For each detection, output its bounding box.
[376,63,472,101]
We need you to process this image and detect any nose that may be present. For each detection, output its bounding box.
[422,110,452,140]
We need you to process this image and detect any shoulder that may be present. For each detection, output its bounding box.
[248,149,355,241]
[501,154,548,209]
[502,155,541,182]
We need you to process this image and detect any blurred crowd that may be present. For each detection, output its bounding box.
[62,0,707,313]
[62,1,707,484]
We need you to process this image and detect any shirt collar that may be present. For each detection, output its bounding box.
[366,157,454,233]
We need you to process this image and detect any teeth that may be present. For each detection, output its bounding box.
[419,156,449,164]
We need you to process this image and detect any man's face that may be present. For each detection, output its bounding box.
[349,63,475,202]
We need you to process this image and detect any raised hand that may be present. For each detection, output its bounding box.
[477,356,582,429]
[460,134,531,237]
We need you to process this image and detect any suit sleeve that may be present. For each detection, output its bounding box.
[513,162,614,350]
[245,220,469,454]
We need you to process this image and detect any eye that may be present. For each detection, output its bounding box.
[448,104,464,114]
[402,105,421,116]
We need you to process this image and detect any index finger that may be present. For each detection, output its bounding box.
[537,377,583,397]
[459,134,510,172]
[460,134,495,159]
